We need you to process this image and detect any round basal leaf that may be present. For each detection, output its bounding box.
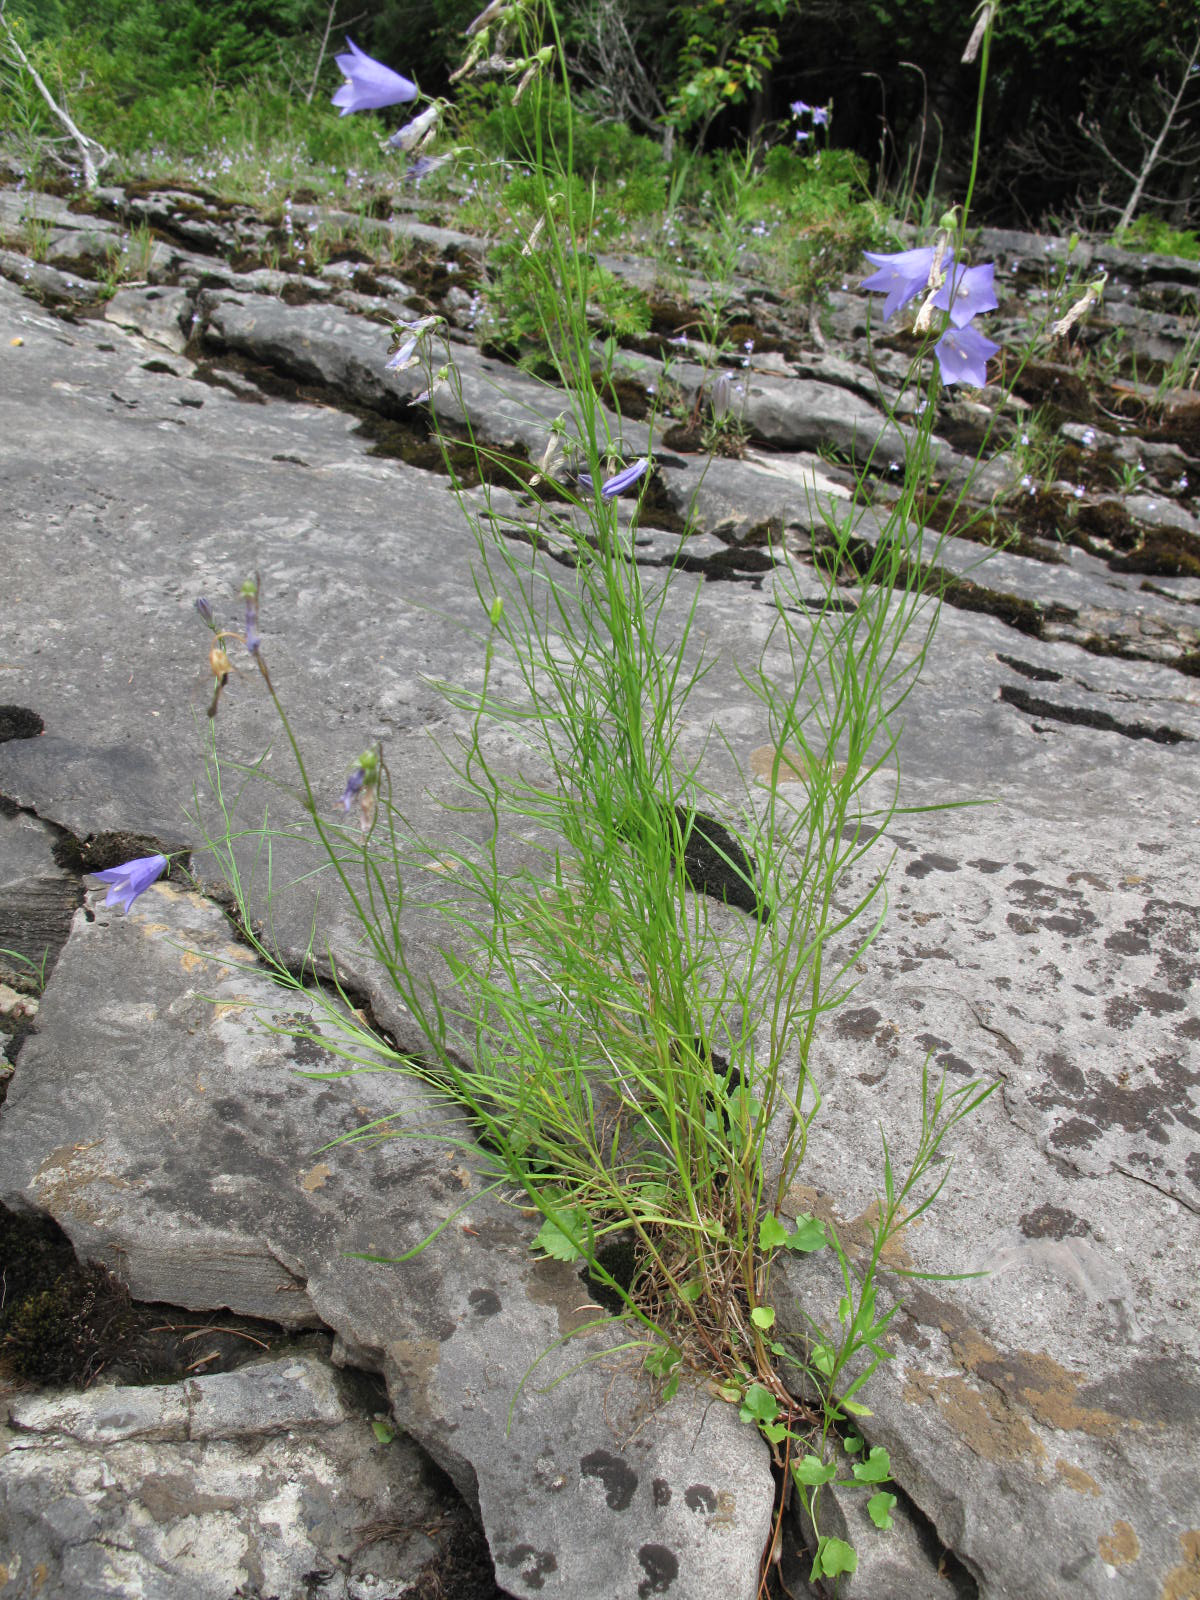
[738,1382,779,1424]
[814,1536,858,1580]
[750,1305,776,1330]
[759,1213,791,1251]
[868,1491,897,1530]
[852,1445,892,1484]
[791,1453,836,1486]
[789,1215,828,1252]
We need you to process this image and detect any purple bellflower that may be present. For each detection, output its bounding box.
[94,853,168,913]
[861,246,954,321]
[932,261,998,328]
[790,99,813,116]
[385,315,439,372]
[403,155,447,185]
[934,324,999,387]
[194,596,214,626]
[338,767,366,813]
[332,39,417,116]
[337,748,381,827]
[811,105,831,126]
[579,458,649,500]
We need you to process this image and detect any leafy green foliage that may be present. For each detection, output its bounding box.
[667,0,788,139]
[1117,216,1200,261]
[482,178,652,369]
[758,1212,827,1253]
[532,1205,591,1261]
[466,79,667,203]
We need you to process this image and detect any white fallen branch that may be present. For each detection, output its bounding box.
[1077,27,1200,234]
[0,0,110,189]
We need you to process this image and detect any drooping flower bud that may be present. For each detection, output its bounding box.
[240,576,261,656]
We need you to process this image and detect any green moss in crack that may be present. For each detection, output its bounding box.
[1110,527,1200,580]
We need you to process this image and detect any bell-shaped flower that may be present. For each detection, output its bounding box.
[388,104,439,153]
[932,261,998,328]
[94,853,168,912]
[241,576,261,656]
[337,748,381,828]
[861,246,954,321]
[332,39,417,116]
[601,458,648,498]
[579,458,649,500]
[403,155,448,185]
[934,324,999,387]
[384,315,439,372]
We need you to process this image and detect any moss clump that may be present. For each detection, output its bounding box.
[1109,526,1200,579]
[0,1206,133,1385]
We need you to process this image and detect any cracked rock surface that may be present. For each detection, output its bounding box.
[0,175,1197,1599]
[1,1351,449,1599]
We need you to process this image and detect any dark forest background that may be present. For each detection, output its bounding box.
[5,0,1199,231]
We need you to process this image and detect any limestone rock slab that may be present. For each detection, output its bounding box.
[0,884,774,1600]
[0,1351,446,1600]
[771,793,1199,1600]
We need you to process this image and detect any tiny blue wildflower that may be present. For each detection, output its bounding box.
[194,596,214,626]
[795,129,811,142]
[332,39,417,116]
[93,853,169,912]
[811,105,830,126]
[934,324,999,388]
[790,99,813,116]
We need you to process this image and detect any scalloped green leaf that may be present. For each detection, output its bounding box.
[868,1491,897,1530]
